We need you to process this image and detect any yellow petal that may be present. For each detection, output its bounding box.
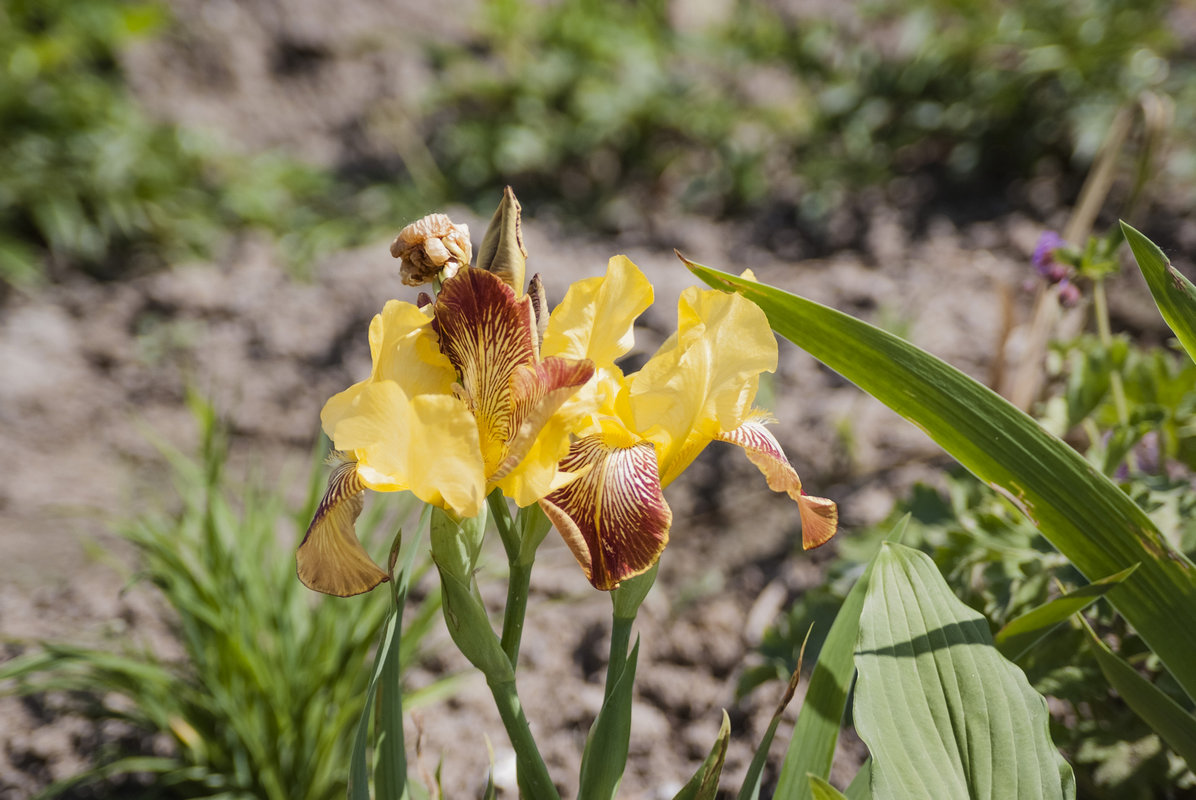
[540,432,672,591]
[716,415,838,549]
[628,287,777,477]
[330,380,486,519]
[321,300,457,441]
[542,255,654,366]
[297,457,390,596]
[368,299,457,394]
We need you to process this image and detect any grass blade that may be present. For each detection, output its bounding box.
[994,564,1139,660]
[1122,222,1196,364]
[671,711,731,800]
[1080,617,1196,769]
[807,776,850,800]
[773,517,908,800]
[685,259,1196,702]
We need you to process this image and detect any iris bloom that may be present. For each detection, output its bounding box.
[536,256,838,590]
[298,200,595,596]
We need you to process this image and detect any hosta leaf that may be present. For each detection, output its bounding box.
[1122,222,1196,364]
[685,259,1196,702]
[854,543,1075,800]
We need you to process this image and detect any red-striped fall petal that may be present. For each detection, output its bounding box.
[717,416,838,549]
[540,434,672,591]
[433,268,540,474]
[297,457,390,596]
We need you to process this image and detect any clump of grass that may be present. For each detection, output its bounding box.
[1,398,442,799]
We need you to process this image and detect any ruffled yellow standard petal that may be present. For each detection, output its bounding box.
[540,425,672,591]
[320,299,457,440]
[330,380,487,518]
[717,414,838,549]
[296,455,390,597]
[433,267,594,493]
[628,286,779,484]
[542,255,654,365]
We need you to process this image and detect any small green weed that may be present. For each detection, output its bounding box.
[0,399,443,799]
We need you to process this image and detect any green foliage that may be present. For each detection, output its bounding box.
[853,543,1075,799]
[0,0,423,286]
[700,249,1196,797]
[0,401,442,799]
[418,0,1191,223]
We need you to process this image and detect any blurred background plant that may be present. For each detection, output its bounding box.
[0,397,447,799]
[0,0,424,289]
[5,0,1194,287]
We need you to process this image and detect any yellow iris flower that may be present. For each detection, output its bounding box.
[298,191,836,597]
[537,256,838,590]
[298,193,594,596]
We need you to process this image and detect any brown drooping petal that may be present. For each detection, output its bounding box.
[297,457,390,596]
[717,417,838,550]
[540,435,672,591]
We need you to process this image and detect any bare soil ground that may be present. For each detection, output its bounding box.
[0,0,1185,797]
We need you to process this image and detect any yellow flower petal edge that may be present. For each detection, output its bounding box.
[542,255,654,365]
[331,380,487,518]
[629,285,778,482]
[296,456,390,597]
[716,415,838,549]
[540,432,672,591]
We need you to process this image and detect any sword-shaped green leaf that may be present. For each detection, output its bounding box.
[684,258,1196,703]
[1122,222,1196,364]
[1080,617,1196,769]
[995,564,1139,661]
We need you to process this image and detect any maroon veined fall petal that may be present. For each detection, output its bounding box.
[297,457,390,596]
[493,355,595,481]
[717,416,838,550]
[432,268,540,473]
[540,435,672,591]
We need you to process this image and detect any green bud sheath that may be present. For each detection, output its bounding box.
[477,185,528,294]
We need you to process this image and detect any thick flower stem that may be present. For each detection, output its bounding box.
[604,614,636,699]
[488,677,561,800]
[501,560,533,668]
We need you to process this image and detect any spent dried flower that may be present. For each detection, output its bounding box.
[390,213,473,286]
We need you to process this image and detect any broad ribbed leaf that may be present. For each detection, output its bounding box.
[843,760,872,800]
[1122,222,1196,364]
[774,518,908,800]
[854,544,1075,799]
[685,259,1196,702]
[995,564,1139,660]
[1081,618,1196,769]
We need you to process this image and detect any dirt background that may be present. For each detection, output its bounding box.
[1,0,1189,797]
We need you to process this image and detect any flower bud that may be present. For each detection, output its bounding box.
[390,213,472,287]
[1032,231,1069,285]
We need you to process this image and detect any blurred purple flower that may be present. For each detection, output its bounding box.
[1032,231,1069,284]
